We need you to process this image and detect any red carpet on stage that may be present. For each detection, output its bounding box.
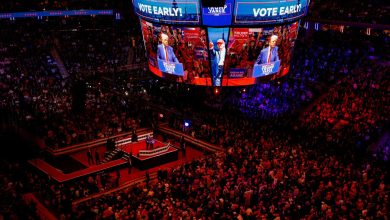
[121,139,166,155]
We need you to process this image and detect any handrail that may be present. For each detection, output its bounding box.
[158,126,224,153]
[138,145,170,157]
[115,132,153,148]
[47,128,150,156]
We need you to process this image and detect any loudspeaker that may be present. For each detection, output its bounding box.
[201,0,226,7]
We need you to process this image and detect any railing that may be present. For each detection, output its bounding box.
[115,132,153,148]
[46,128,151,156]
[158,125,223,153]
[138,144,170,157]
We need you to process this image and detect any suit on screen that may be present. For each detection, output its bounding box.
[157,44,179,63]
[256,46,279,65]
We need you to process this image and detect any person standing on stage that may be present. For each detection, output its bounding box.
[150,137,155,150]
[131,129,138,142]
[255,35,280,65]
[95,150,100,164]
[128,156,133,174]
[87,148,93,165]
[146,135,150,150]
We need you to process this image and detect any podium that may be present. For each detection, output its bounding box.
[252,60,280,77]
[158,59,184,76]
[133,144,178,170]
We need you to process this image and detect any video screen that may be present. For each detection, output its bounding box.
[207,27,229,86]
[140,18,299,86]
[141,19,212,85]
[133,0,200,25]
[233,0,309,25]
[225,21,299,80]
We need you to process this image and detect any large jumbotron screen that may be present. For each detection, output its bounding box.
[133,0,309,86]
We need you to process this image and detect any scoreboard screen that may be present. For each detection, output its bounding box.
[133,0,309,86]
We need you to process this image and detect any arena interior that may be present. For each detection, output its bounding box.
[0,0,389,219]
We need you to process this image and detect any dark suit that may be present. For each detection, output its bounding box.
[256,46,279,64]
[157,44,179,63]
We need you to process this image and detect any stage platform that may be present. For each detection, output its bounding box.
[28,137,180,182]
[120,139,179,170]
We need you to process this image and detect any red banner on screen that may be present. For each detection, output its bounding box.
[233,28,249,40]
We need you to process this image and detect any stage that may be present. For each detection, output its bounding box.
[120,139,179,170]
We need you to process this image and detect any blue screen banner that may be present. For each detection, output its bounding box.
[234,0,309,24]
[133,0,200,24]
[201,0,233,26]
[252,60,280,77]
[158,59,184,76]
[0,10,113,19]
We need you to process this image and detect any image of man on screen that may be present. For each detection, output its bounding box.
[157,33,179,63]
[256,35,280,65]
[209,39,226,86]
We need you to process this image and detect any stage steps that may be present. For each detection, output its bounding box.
[122,153,131,161]
[102,148,122,163]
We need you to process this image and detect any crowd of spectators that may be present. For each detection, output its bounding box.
[0,19,147,149]
[301,58,389,152]
[0,20,66,125]
[0,4,389,219]
[62,29,388,219]
[307,0,388,25]
[53,22,145,80]
[0,159,125,219]
[0,161,40,219]
[69,58,389,219]
[37,75,147,149]
[374,136,390,162]
[70,111,389,219]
